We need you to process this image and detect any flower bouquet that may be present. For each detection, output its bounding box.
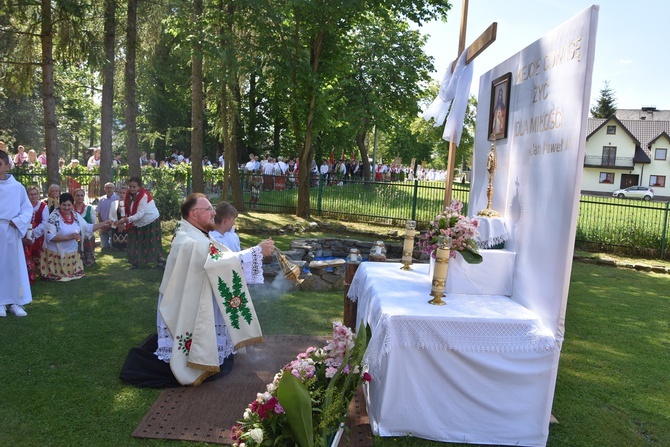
[231,322,371,447]
[418,199,483,264]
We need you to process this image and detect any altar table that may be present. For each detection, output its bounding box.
[348,261,559,446]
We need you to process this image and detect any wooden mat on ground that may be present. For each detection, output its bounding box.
[132,334,372,446]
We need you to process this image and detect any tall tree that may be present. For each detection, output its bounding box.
[590,80,617,118]
[100,0,115,192]
[248,0,450,218]
[341,13,434,181]
[41,0,59,186]
[125,0,141,178]
[190,0,204,193]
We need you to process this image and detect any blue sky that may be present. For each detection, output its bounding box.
[419,1,669,110]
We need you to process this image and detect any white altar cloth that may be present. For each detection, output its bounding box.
[474,216,508,249]
[446,249,515,295]
[348,262,559,446]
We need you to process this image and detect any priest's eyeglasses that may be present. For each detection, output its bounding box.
[192,206,214,213]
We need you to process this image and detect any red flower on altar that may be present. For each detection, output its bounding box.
[184,339,192,351]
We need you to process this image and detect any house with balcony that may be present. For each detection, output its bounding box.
[582,107,670,199]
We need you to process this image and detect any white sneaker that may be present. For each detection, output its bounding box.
[8,304,27,317]
[0,306,5,317]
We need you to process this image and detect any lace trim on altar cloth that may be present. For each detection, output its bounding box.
[155,322,235,364]
[476,233,508,249]
[363,314,557,380]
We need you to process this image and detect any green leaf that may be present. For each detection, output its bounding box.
[458,248,483,264]
[277,372,314,447]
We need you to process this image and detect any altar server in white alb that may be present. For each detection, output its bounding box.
[155,193,273,386]
[0,150,33,317]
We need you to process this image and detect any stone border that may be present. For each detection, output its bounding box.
[573,255,670,274]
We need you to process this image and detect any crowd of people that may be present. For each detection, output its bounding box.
[0,165,170,316]
[4,144,277,390]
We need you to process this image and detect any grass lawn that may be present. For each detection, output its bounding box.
[1,219,668,447]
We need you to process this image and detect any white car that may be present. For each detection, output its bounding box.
[612,186,654,200]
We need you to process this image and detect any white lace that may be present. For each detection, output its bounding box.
[474,216,509,249]
[348,262,557,379]
[155,295,235,364]
[238,245,264,284]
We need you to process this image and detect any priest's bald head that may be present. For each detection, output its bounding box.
[182,193,216,232]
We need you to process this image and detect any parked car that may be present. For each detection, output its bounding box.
[612,185,654,200]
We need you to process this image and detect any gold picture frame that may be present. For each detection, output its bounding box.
[488,72,511,141]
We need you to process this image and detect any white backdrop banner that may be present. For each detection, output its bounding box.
[470,6,599,343]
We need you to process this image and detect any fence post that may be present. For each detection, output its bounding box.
[317,174,324,216]
[411,179,419,222]
[661,201,669,259]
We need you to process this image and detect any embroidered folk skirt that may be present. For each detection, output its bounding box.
[127,218,163,266]
[112,229,128,250]
[40,248,85,282]
[80,235,96,267]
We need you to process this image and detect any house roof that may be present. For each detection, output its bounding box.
[587,115,641,146]
[616,108,670,121]
[647,131,670,148]
[588,116,670,156]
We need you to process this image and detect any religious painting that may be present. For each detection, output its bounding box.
[488,72,511,141]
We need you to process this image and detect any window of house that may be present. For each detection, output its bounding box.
[601,146,616,167]
[606,125,616,134]
[655,148,667,160]
[599,172,614,184]
[650,175,666,187]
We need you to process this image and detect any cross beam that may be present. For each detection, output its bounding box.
[443,0,497,207]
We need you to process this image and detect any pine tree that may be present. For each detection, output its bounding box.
[590,81,618,118]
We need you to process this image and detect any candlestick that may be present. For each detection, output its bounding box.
[429,236,451,305]
[401,220,416,270]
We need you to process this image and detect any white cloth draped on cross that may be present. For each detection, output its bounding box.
[423,49,474,146]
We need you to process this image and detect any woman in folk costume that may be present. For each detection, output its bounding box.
[110,186,129,250]
[117,176,165,269]
[40,193,112,282]
[0,151,33,317]
[73,188,97,266]
[23,185,49,284]
[45,183,61,213]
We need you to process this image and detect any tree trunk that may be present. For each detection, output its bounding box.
[190,0,204,193]
[125,0,140,179]
[220,0,244,210]
[296,29,325,218]
[100,0,115,193]
[41,0,59,187]
[356,133,371,181]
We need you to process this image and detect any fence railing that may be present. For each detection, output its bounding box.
[12,170,670,260]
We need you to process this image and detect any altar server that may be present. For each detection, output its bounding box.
[0,151,33,317]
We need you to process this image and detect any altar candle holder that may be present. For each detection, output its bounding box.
[428,236,451,306]
[400,219,416,270]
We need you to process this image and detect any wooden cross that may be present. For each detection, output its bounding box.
[443,0,497,207]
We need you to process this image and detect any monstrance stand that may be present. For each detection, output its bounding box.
[477,136,500,217]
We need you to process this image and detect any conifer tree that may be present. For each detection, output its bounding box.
[590,81,617,118]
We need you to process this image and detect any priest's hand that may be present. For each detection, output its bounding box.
[258,238,275,257]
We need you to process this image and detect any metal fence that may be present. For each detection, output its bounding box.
[13,170,670,260]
